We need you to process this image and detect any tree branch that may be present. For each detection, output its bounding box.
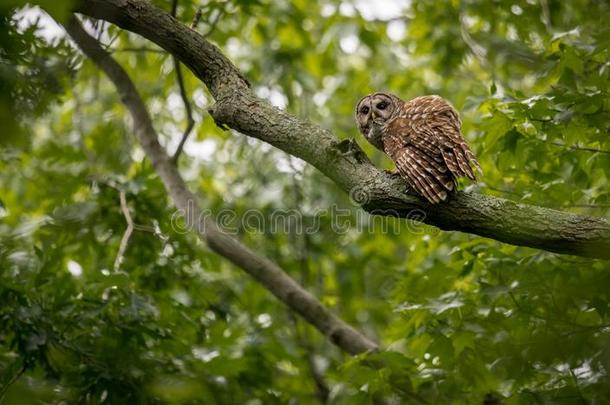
[0,363,26,402]
[114,190,134,272]
[107,46,167,53]
[64,18,378,356]
[170,62,194,164]
[75,0,610,260]
[548,140,610,155]
[169,0,195,165]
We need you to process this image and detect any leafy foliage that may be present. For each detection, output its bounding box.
[1,0,609,404]
[0,5,74,146]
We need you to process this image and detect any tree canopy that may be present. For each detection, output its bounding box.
[1,0,609,403]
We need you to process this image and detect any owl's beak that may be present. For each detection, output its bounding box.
[371,115,384,127]
[371,110,385,125]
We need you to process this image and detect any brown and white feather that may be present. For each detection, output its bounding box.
[355,93,481,204]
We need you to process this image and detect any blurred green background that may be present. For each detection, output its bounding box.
[1,0,609,403]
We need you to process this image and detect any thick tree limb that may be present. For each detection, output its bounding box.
[75,0,610,260]
[64,18,378,356]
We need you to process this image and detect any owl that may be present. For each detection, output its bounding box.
[355,92,481,204]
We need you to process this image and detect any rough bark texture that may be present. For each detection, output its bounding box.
[65,19,378,356]
[76,0,610,260]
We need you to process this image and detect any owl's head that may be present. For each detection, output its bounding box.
[355,92,402,143]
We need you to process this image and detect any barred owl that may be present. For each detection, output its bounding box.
[355,92,481,204]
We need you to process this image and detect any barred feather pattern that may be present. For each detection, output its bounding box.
[381,95,481,204]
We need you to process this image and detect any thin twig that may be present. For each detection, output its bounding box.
[486,185,610,209]
[562,204,610,209]
[459,12,487,63]
[190,7,203,29]
[200,8,224,37]
[362,16,410,24]
[100,26,120,52]
[0,364,26,402]
[549,140,610,155]
[96,20,105,42]
[539,0,552,32]
[568,367,587,404]
[107,46,167,54]
[484,185,523,197]
[133,223,155,232]
[289,313,330,404]
[169,0,194,165]
[171,4,224,164]
[92,176,169,235]
[71,79,95,164]
[170,59,195,165]
[112,191,166,270]
[113,190,134,272]
[529,134,610,155]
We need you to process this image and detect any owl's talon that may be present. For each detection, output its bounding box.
[384,169,400,176]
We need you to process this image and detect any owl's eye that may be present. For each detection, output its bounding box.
[360,106,370,115]
[377,101,388,110]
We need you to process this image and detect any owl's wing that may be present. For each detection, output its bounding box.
[384,96,481,204]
